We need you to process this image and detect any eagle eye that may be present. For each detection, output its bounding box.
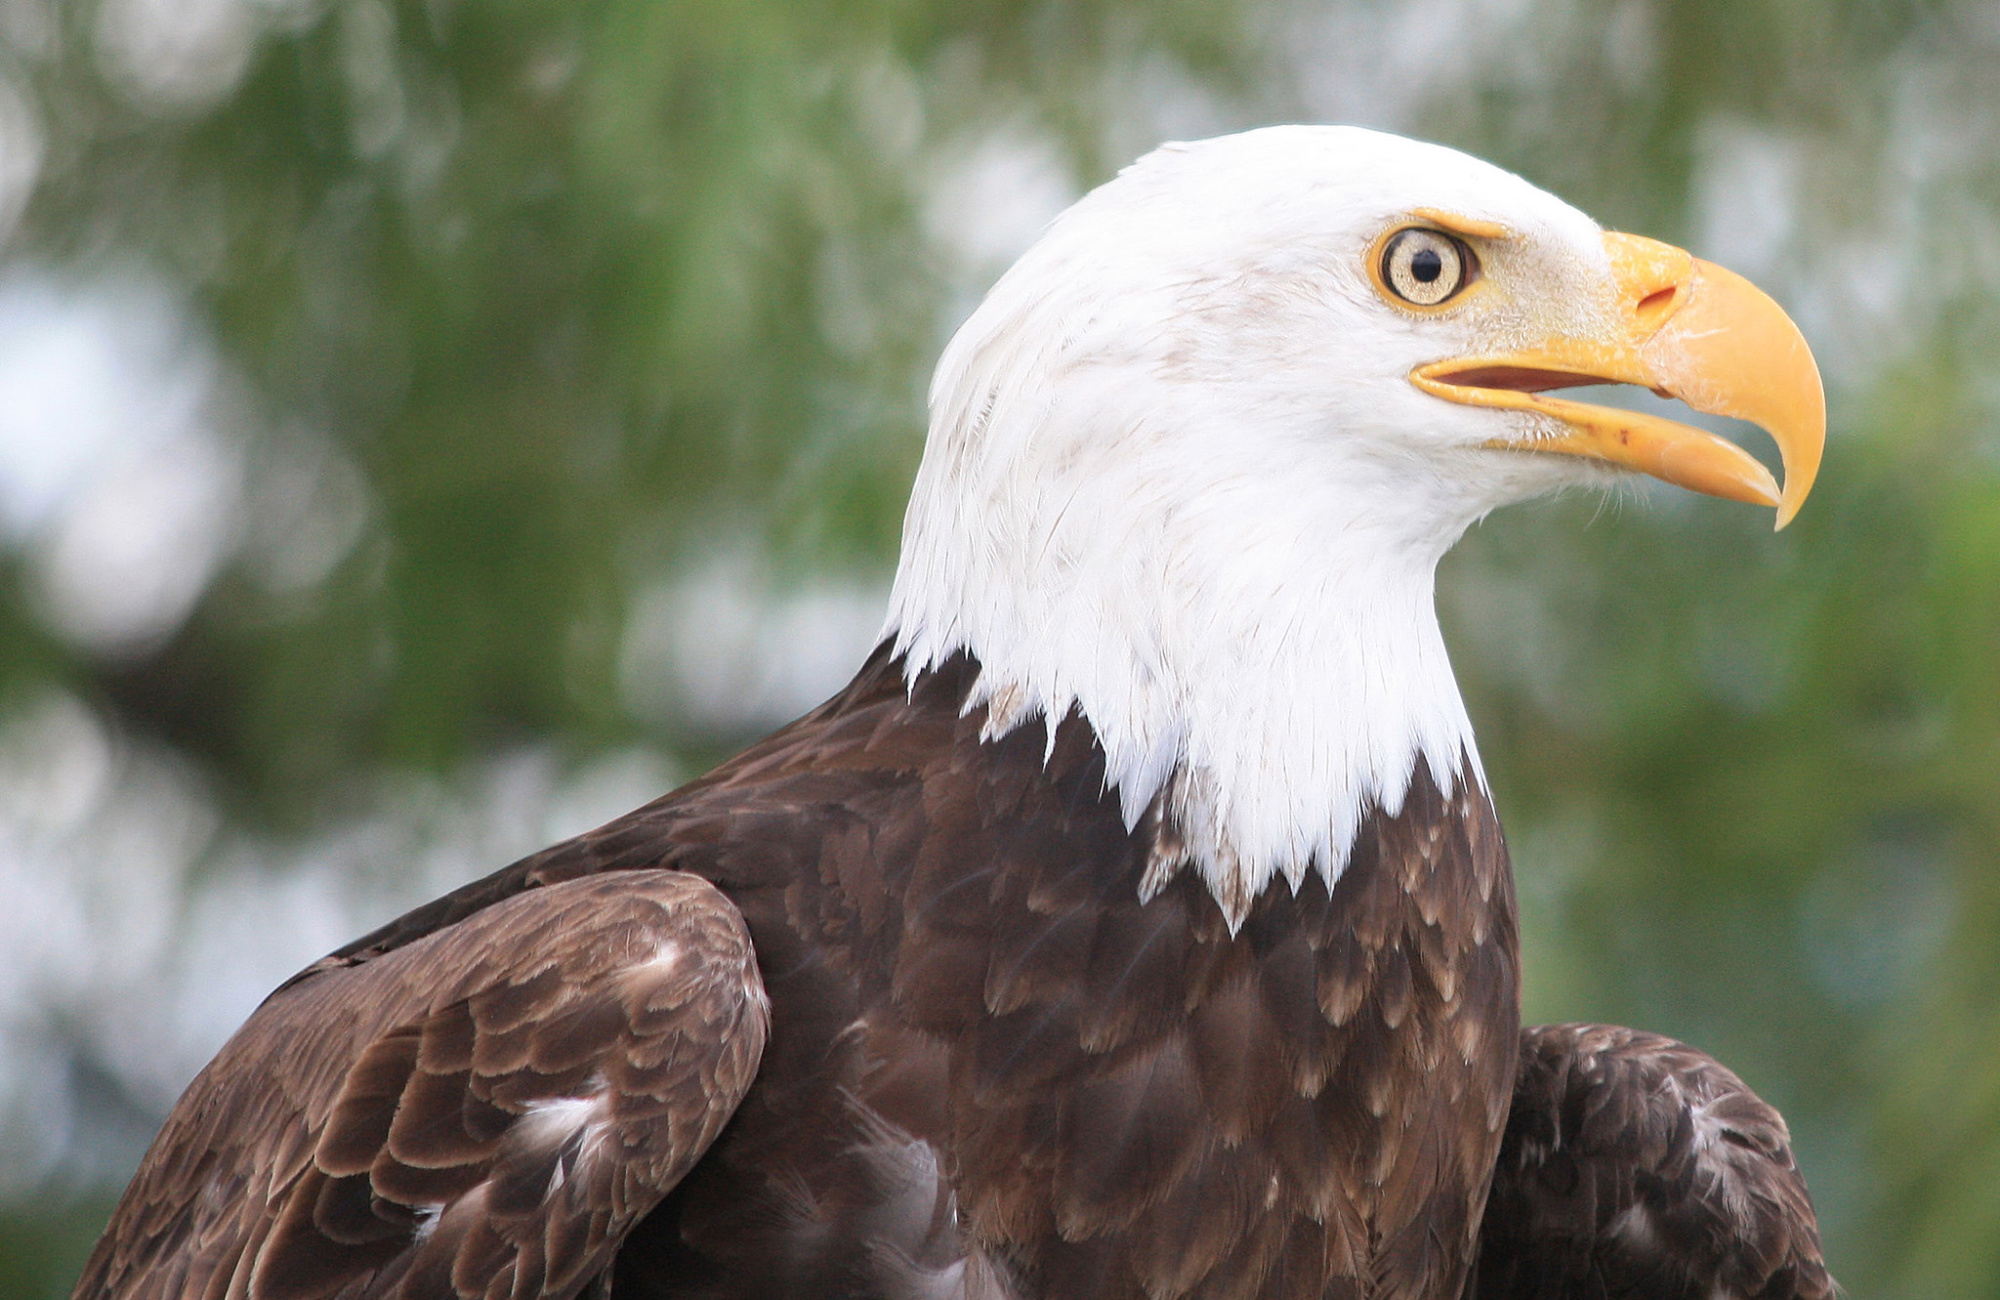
[1378,228,1474,307]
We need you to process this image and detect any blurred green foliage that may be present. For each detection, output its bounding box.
[5,0,2000,1294]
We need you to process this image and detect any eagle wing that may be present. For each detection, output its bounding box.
[1472,1022,1834,1300]
[74,870,769,1300]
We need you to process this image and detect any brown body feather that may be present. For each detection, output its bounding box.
[79,648,1518,1299]
[77,648,1831,1300]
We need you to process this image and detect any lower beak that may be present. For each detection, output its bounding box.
[1411,232,1825,529]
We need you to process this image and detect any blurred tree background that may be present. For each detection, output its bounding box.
[0,0,1997,1293]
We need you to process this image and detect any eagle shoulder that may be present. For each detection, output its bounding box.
[74,871,767,1300]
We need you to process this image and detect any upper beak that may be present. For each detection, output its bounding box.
[1411,232,1825,529]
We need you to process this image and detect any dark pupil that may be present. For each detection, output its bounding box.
[1410,246,1444,283]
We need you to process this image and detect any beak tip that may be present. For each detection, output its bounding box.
[1772,447,1821,532]
[1773,478,1811,530]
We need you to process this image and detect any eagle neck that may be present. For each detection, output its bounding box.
[883,432,1487,930]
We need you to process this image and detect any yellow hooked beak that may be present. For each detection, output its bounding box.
[1412,232,1824,529]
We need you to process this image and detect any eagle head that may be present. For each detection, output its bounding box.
[885,125,1823,926]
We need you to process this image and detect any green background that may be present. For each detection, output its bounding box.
[2,0,1998,1293]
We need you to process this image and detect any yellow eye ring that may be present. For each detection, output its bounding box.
[1370,227,1479,309]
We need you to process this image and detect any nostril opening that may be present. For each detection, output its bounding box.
[1636,286,1678,318]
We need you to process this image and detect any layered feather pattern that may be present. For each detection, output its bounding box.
[75,874,768,1300]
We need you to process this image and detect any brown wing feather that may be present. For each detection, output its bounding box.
[75,871,768,1300]
[1472,1022,1835,1300]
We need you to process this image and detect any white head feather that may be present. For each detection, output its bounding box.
[885,125,1617,924]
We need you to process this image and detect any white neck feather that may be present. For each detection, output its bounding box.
[888,529,1477,929]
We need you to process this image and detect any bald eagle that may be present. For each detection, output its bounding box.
[77,127,1832,1300]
